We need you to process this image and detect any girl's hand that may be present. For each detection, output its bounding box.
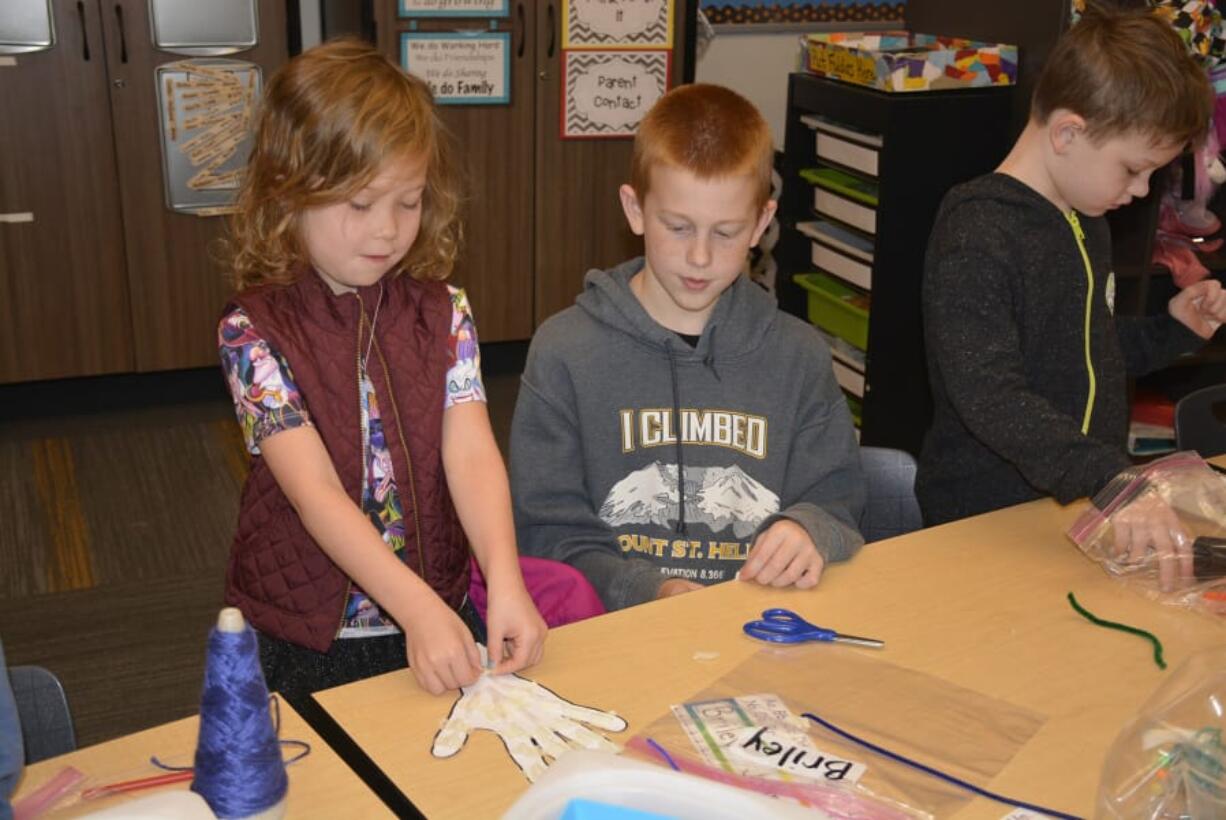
[1170,279,1226,339]
[740,519,825,589]
[484,580,547,675]
[402,596,484,695]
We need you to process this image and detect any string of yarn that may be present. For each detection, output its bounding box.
[191,623,288,818]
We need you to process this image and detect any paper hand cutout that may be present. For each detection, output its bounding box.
[430,671,627,782]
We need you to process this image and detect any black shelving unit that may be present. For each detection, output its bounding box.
[778,72,1013,456]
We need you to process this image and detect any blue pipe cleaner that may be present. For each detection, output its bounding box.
[802,711,1083,820]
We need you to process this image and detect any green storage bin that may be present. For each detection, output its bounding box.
[794,272,869,351]
[845,393,862,427]
[799,166,879,206]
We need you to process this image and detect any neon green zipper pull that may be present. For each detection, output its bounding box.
[1065,210,1096,435]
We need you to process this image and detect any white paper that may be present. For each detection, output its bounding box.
[401,32,509,105]
[563,51,668,138]
[399,0,507,15]
[726,725,867,785]
[565,0,672,48]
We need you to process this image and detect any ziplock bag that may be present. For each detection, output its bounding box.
[627,643,1050,819]
[1098,647,1226,818]
[1067,451,1226,613]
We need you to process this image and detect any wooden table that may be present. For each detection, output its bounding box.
[12,695,391,818]
[313,496,1226,819]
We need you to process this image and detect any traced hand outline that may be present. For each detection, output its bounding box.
[430,671,627,782]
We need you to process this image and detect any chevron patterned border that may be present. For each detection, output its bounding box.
[563,50,670,139]
[566,0,672,49]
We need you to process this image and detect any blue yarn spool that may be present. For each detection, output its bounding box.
[191,612,288,819]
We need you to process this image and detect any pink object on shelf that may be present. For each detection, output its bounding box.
[1153,232,1211,288]
[1160,199,1222,238]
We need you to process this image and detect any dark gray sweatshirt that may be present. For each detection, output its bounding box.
[510,258,865,611]
[918,173,1204,525]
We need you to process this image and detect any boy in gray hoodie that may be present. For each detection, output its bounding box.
[510,84,865,611]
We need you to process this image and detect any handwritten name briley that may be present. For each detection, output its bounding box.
[733,726,864,782]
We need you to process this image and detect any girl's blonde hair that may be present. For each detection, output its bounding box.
[225,37,462,290]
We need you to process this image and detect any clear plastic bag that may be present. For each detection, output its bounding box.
[1097,646,1226,818]
[627,644,1050,819]
[1067,451,1226,613]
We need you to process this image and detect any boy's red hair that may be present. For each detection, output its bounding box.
[630,83,773,209]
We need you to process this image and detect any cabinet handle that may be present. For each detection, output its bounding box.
[113,4,128,64]
[76,1,90,61]
[546,3,555,59]
[516,3,524,59]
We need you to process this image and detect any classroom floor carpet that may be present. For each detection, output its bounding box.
[0,354,522,748]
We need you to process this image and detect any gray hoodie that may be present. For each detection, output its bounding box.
[510,258,865,611]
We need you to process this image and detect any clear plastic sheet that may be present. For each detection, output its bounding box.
[1098,647,1226,818]
[1067,451,1226,613]
[627,644,1048,819]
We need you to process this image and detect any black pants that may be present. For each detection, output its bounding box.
[257,598,486,714]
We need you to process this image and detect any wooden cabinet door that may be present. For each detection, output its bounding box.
[532,2,691,326]
[376,2,537,342]
[101,0,287,372]
[0,0,134,383]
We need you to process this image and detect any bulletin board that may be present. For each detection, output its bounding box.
[155,59,261,214]
[699,0,904,31]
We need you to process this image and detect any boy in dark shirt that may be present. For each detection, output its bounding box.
[920,6,1226,589]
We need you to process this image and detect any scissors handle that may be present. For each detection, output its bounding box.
[741,621,836,643]
[744,608,885,648]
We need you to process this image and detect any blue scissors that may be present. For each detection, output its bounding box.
[742,608,884,649]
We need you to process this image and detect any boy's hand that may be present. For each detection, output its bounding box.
[1109,493,1194,592]
[657,578,703,599]
[1169,279,1226,339]
[402,596,484,695]
[740,520,825,589]
[484,579,547,675]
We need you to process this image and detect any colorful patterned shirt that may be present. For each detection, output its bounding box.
[218,285,485,638]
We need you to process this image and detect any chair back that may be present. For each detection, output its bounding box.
[9,665,75,763]
[859,446,923,543]
[1174,384,1226,458]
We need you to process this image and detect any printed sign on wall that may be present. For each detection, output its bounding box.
[400,32,510,105]
[562,50,669,139]
[398,0,510,17]
[563,0,673,49]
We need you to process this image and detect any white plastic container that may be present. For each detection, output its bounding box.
[502,751,826,820]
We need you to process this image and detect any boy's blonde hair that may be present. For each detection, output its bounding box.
[1033,4,1212,146]
[226,37,461,290]
[630,83,773,209]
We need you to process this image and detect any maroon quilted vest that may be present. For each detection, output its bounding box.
[224,271,469,652]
